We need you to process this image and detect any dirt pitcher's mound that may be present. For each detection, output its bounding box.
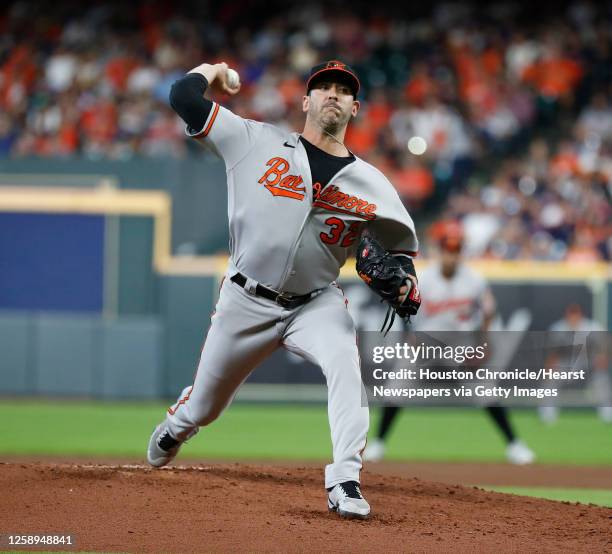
[2,463,610,553]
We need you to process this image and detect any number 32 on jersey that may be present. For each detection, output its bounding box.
[320,217,362,247]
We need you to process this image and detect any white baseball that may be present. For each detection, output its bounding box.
[226,68,240,89]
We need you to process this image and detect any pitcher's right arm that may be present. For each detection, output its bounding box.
[169,62,262,168]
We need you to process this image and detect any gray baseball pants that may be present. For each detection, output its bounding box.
[165,274,369,488]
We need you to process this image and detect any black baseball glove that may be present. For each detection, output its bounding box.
[356,234,421,334]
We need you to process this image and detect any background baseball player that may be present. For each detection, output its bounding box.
[364,223,536,465]
[539,303,611,424]
[146,60,421,519]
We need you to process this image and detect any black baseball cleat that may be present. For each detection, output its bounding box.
[327,480,371,519]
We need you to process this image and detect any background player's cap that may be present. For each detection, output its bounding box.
[306,60,360,97]
[432,220,464,253]
[440,234,463,253]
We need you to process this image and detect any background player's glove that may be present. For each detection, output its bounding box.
[356,234,421,334]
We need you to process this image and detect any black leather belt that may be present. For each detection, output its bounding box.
[230,273,315,310]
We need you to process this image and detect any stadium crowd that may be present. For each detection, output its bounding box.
[0,1,610,260]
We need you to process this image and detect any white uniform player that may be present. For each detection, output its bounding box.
[415,262,494,332]
[364,224,536,465]
[146,60,419,519]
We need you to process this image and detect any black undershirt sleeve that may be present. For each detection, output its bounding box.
[169,73,214,133]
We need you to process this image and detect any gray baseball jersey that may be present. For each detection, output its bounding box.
[188,102,419,294]
[162,99,419,490]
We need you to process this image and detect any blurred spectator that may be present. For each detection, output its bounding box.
[522,42,583,102]
[392,155,434,209]
[576,92,612,144]
[0,113,19,155]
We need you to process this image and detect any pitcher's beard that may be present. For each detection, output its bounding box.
[321,114,349,139]
[322,122,340,136]
[320,113,339,132]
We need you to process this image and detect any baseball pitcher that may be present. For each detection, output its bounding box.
[147,60,421,519]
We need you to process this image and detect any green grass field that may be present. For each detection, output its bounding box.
[2,400,610,464]
[2,400,611,507]
[486,487,612,507]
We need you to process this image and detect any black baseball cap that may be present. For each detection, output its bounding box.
[306,60,360,97]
